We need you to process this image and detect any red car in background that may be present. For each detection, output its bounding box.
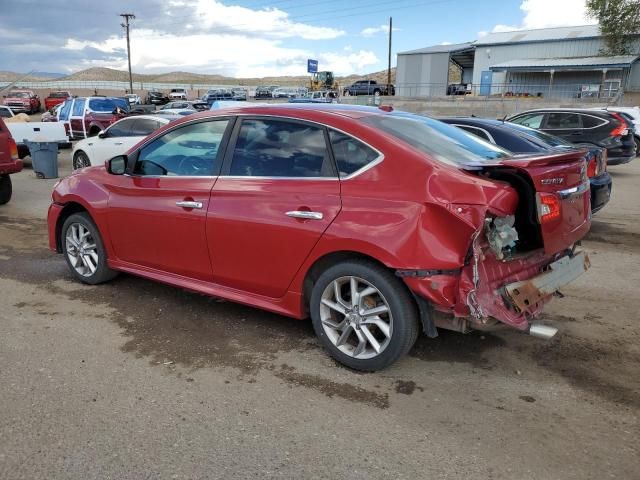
[0,117,23,204]
[44,90,72,111]
[2,89,41,114]
[56,96,130,139]
[47,105,591,371]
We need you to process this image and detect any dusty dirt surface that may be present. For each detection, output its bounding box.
[0,150,638,480]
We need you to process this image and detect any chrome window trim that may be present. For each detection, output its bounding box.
[541,111,608,130]
[129,112,386,181]
[452,124,497,144]
[558,181,590,199]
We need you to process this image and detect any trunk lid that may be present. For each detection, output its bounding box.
[492,151,591,255]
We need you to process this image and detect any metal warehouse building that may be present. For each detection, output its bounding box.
[396,25,640,99]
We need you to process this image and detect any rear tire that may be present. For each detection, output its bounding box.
[634,136,640,156]
[61,212,118,285]
[310,259,420,371]
[0,175,12,205]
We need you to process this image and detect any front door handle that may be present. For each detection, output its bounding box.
[114,142,123,145]
[176,200,203,209]
[286,210,323,220]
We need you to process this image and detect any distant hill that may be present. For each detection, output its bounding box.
[0,71,62,82]
[0,66,396,87]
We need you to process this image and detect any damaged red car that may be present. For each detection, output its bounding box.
[47,105,591,371]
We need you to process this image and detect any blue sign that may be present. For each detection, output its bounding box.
[307,59,318,74]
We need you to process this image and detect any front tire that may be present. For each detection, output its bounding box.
[0,175,12,205]
[310,259,420,371]
[73,151,91,170]
[61,212,118,285]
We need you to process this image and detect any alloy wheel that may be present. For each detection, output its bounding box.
[319,276,393,360]
[65,222,99,277]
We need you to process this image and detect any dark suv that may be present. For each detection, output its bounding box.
[506,108,636,165]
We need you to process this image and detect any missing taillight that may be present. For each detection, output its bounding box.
[537,192,561,223]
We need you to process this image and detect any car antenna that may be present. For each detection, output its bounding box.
[500,114,507,123]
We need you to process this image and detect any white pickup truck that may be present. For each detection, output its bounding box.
[0,105,69,158]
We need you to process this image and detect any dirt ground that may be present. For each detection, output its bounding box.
[0,145,638,479]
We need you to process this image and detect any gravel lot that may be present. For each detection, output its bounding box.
[0,145,638,479]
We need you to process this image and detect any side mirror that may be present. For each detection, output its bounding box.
[106,155,127,175]
[98,130,107,139]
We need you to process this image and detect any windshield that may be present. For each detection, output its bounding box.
[49,92,68,98]
[10,92,30,98]
[503,122,572,147]
[88,98,129,112]
[363,112,511,165]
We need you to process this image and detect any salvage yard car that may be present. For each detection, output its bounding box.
[57,96,130,139]
[2,89,41,114]
[44,91,72,110]
[440,117,612,213]
[507,108,636,165]
[71,114,179,169]
[0,117,22,204]
[47,104,591,371]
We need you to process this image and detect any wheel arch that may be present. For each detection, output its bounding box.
[300,250,414,317]
[55,201,93,252]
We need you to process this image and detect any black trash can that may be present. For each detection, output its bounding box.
[24,140,59,179]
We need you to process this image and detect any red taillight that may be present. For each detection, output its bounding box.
[8,137,18,160]
[610,112,628,137]
[586,158,597,178]
[537,192,561,223]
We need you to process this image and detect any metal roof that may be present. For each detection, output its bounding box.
[476,25,601,46]
[490,55,639,71]
[398,42,475,55]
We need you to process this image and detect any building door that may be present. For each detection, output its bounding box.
[480,70,493,96]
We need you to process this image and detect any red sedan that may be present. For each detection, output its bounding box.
[47,105,591,371]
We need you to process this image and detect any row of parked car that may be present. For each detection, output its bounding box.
[1,99,635,370]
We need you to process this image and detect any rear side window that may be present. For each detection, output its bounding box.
[456,125,492,142]
[510,113,545,128]
[581,115,606,128]
[89,98,129,113]
[229,119,333,177]
[71,99,85,116]
[546,113,581,129]
[329,129,379,177]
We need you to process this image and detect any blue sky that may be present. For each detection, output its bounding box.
[0,0,593,76]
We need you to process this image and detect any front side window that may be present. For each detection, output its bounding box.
[134,120,229,176]
[545,113,581,129]
[229,119,333,177]
[329,129,379,177]
[71,99,86,116]
[509,113,545,128]
[59,100,72,120]
[106,118,137,137]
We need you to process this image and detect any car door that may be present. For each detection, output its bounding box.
[87,117,139,165]
[105,118,233,281]
[69,98,87,139]
[207,117,342,298]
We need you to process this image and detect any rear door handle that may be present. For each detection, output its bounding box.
[176,201,203,209]
[286,210,323,220]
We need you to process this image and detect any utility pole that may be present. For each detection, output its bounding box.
[387,17,392,89]
[120,13,135,94]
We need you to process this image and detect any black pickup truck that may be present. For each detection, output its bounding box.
[343,80,395,96]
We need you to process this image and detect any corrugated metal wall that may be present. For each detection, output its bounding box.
[396,52,449,97]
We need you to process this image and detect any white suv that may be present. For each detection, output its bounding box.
[169,88,188,100]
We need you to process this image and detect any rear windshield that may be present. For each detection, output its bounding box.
[49,92,69,98]
[503,122,571,147]
[362,113,511,165]
[88,98,129,112]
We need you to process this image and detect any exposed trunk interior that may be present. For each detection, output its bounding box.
[479,167,544,253]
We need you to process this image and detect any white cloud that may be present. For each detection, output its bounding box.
[59,0,381,77]
[440,41,453,45]
[64,29,378,77]
[360,24,399,37]
[484,0,595,35]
